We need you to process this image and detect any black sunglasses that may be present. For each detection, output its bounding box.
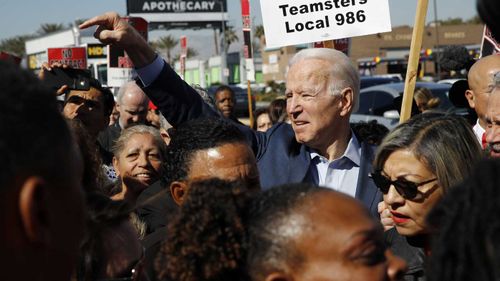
[369,172,438,200]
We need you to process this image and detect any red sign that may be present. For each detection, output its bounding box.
[108,17,148,87]
[179,36,187,79]
[47,47,87,69]
[0,51,22,65]
[180,36,187,56]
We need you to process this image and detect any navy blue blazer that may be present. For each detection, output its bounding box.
[141,62,382,217]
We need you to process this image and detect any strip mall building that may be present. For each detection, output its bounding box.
[261,24,484,82]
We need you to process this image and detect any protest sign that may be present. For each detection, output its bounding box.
[241,0,255,125]
[0,51,22,65]
[47,47,87,69]
[480,25,500,58]
[108,17,148,87]
[180,36,187,79]
[259,0,391,48]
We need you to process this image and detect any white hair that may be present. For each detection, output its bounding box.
[116,81,148,105]
[289,48,360,112]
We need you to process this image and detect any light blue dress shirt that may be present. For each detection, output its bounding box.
[136,55,165,87]
[308,132,361,197]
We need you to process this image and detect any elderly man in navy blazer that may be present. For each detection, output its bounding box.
[81,13,382,217]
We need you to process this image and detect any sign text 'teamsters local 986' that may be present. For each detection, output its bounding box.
[259,0,392,48]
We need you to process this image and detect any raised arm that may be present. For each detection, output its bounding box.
[79,12,218,125]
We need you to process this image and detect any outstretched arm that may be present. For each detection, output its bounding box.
[79,12,155,68]
[79,12,217,125]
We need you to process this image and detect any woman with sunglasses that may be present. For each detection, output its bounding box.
[372,113,482,281]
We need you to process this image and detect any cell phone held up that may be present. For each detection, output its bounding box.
[43,68,91,92]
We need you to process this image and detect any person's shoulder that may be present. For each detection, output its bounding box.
[266,122,294,137]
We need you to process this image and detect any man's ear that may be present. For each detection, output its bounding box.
[170,181,188,205]
[19,177,50,244]
[112,156,120,177]
[339,87,354,117]
[264,272,294,281]
[465,89,475,108]
[159,128,171,145]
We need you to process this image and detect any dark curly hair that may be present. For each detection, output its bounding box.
[162,117,247,187]
[427,159,500,281]
[157,179,254,281]
[76,193,133,281]
[246,183,320,280]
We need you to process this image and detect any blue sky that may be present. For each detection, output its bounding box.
[0,0,478,40]
[0,0,478,57]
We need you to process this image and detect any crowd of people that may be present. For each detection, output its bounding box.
[1,2,500,281]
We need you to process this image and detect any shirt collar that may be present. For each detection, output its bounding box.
[309,131,361,166]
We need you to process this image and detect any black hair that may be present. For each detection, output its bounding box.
[215,85,235,97]
[162,117,247,187]
[246,183,322,280]
[156,181,331,281]
[64,74,115,116]
[427,159,500,281]
[268,98,287,124]
[252,108,269,130]
[76,193,132,281]
[0,61,73,192]
[351,120,389,145]
[67,119,106,194]
[87,77,115,116]
[157,178,254,281]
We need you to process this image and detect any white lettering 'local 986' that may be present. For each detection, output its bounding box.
[259,0,392,49]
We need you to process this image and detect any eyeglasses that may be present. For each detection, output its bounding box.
[96,246,146,281]
[369,172,438,200]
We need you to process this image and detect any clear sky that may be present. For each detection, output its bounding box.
[0,0,478,56]
[0,0,478,40]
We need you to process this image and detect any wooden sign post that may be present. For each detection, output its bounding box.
[399,0,429,123]
[241,0,255,126]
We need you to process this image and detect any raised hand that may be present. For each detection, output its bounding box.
[79,12,156,68]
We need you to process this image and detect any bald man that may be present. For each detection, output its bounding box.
[485,72,500,158]
[98,81,150,152]
[465,55,500,146]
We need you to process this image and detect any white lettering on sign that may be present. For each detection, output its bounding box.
[260,0,392,48]
[444,32,466,39]
[142,1,216,12]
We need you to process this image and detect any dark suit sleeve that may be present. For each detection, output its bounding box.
[140,61,267,156]
[141,62,219,126]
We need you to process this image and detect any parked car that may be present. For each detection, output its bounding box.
[360,76,401,89]
[351,82,454,129]
[207,85,256,117]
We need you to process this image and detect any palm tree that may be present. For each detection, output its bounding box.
[254,25,265,46]
[154,35,178,64]
[253,24,265,54]
[173,47,199,62]
[38,23,66,35]
[223,25,239,53]
[0,35,34,57]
